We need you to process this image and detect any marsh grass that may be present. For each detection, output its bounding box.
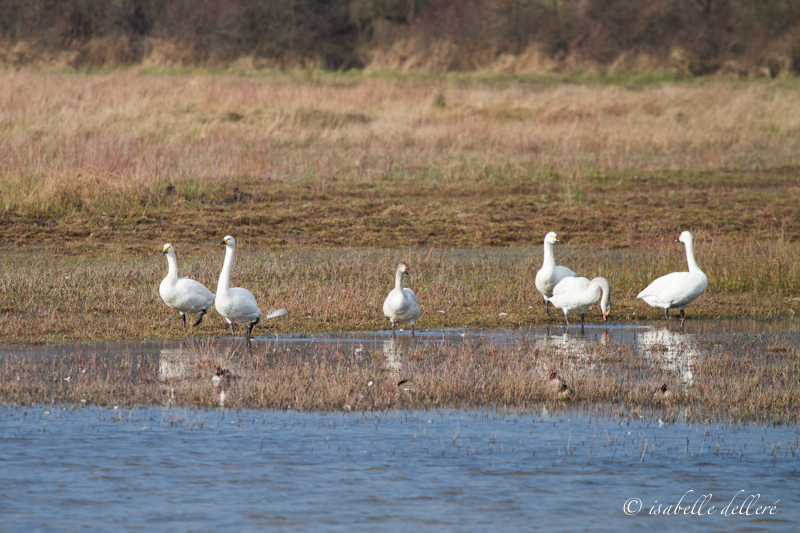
[2,328,797,424]
[1,72,800,251]
[0,237,798,345]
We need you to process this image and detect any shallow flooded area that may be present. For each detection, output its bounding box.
[1,406,797,532]
[1,320,798,531]
[1,318,798,422]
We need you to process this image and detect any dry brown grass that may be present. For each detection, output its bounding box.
[0,71,799,251]
[2,328,797,423]
[0,71,799,344]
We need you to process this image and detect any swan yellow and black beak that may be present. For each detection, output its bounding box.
[219,238,228,245]
[162,245,169,255]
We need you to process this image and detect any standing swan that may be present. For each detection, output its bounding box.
[159,243,215,329]
[383,262,420,336]
[216,236,263,338]
[535,232,576,315]
[637,231,707,324]
[548,276,612,328]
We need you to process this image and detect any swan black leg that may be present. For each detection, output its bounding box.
[182,314,187,329]
[680,309,685,326]
[580,311,585,327]
[228,322,235,337]
[564,313,570,327]
[664,308,669,320]
[411,323,415,337]
[545,299,551,316]
[246,317,260,337]
[193,309,207,328]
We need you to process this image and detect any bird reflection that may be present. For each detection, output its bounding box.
[383,336,415,390]
[635,325,697,387]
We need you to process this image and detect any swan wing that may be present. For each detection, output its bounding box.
[536,265,576,299]
[384,288,420,321]
[637,272,707,308]
[219,287,262,322]
[553,266,576,285]
[549,277,597,311]
[162,278,215,313]
[551,276,590,298]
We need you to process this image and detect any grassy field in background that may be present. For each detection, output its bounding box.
[0,70,799,343]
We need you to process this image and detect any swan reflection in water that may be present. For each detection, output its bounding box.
[635,325,698,387]
[538,327,612,355]
[159,340,245,407]
[383,336,415,391]
[536,327,613,397]
[158,345,192,383]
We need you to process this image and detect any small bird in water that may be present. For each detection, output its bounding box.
[211,365,233,389]
[652,383,674,401]
[549,371,574,399]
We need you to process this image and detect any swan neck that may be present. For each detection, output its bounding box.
[165,254,178,281]
[684,240,703,274]
[394,270,404,291]
[542,241,555,268]
[590,278,611,310]
[218,246,235,294]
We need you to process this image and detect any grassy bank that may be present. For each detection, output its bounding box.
[0,240,798,345]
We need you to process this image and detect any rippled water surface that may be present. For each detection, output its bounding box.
[2,406,798,532]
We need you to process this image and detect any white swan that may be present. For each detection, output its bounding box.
[159,243,215,328]
[534,232,576,315]
[216,235,264,337]
[548,276,612,327]
[383,262,420,336]
[637,231,708,323]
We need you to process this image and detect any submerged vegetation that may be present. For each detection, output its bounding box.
[2,324,798,423]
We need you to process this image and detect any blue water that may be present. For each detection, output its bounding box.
[1,407,797,532]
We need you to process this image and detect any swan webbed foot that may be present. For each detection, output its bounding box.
[193,309,207,328]
[246,317,260,337]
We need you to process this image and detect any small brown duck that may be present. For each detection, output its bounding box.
[397,379,415,392]
[549,371,574,399]
[652,383,674,401]
[211,365,233,389]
